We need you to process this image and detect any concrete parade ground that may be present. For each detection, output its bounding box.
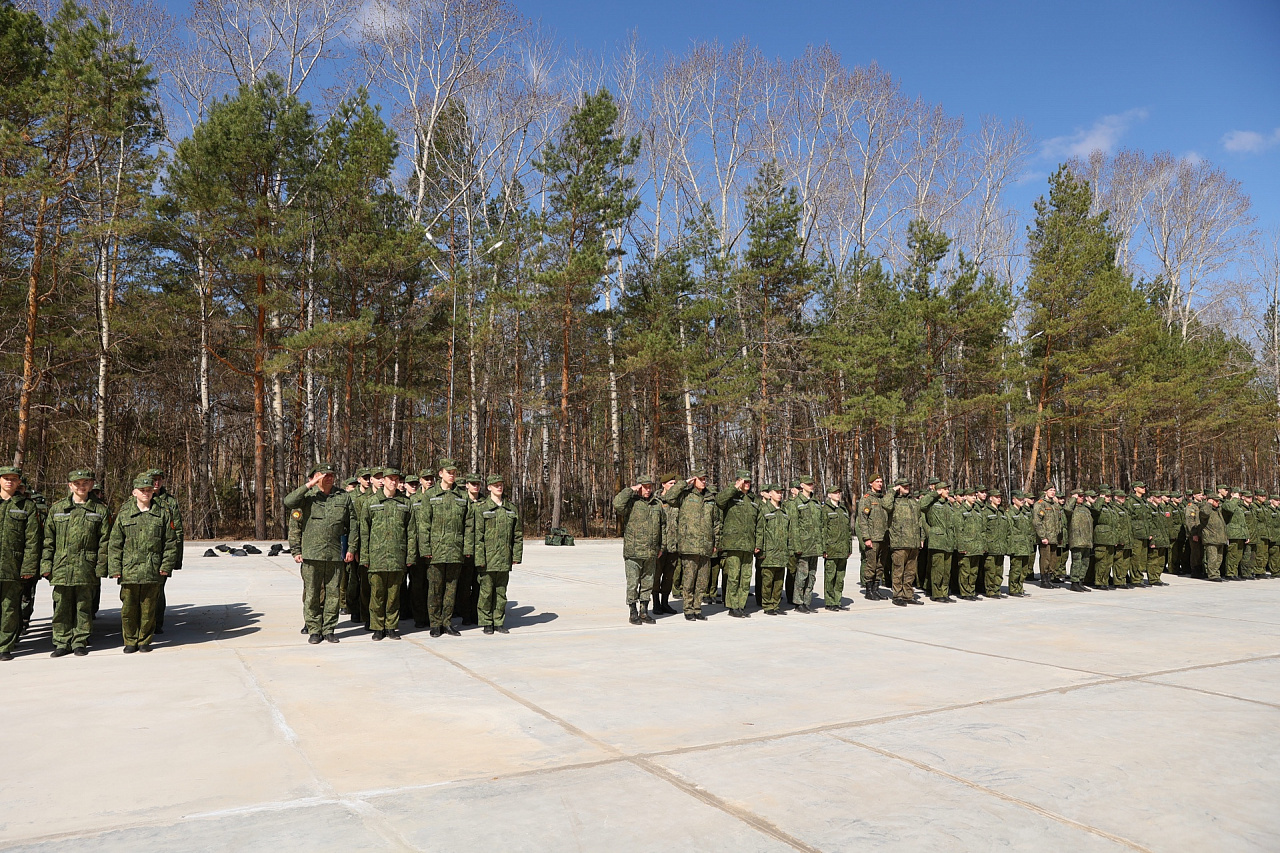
[2,539,1279,852]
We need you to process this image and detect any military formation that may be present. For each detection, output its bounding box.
[0,466,182,660]
[285,457,521,644]
[611,473,1280,622]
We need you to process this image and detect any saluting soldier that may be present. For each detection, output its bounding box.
[361,467,416,641]
[1090,490,1119,589]
[285,463,358,644]
[716,469,759,618]
[407,469,434,628]
[955,488,987,601]
[41,470,110,656]
[1033,487,1064,588]
[920,482,955,603]
[109,475,179,653]
[613,474,666,625]
[1199,489,1228,582]
[1221,487,1248,580]
[469,474,522,634]
[147,469,183,634]
[1066,490,1093,592]
[415,458,472,637]
[883,477,923,606]
[754,484,794,615]
[457,472,485,625]
[787,474,824,612]
[855,476,890,601]
[980,492,1010,598]
[665,470,719,621]
[655,473,682,614]
[1008,492,1036,596]
[0,466,42,660]
[821,485,853,610]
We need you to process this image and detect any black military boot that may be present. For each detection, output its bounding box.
[660,593,676,615]
[638,602,656,624]
[629,603,641,625]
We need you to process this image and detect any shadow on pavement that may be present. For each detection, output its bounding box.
[505,602,559,627]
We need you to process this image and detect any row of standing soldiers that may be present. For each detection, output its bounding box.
[285,458,523,643]
[0,467,184,660]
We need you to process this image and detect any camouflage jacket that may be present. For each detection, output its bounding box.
[415,485,472,564]
[284,484,357,562]
[41,496,111,584]
[613,487,665,560]
[109,500,179,583]
[469,497,523,571]
[360,490,416,571]
[0,493,41,581]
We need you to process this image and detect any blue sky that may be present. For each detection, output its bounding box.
[530,0,1280,233]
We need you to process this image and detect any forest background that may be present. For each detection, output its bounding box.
[3,0,1278,539]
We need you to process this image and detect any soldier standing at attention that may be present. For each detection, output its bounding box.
[0,466,42,660]
[613,475,665,625]
[787,474,823,612]
[655,473,682,614]
[1221,487,1248,581]
[980,492,1010,599]
[665,471,719,621]
[1090,490,1119,589]
[883,477,923,606]
[1033,487,1063,588]
[361,467,415,641]
[41,470,110,656]
[109,475,179,653]
[1199,490,1228,582]
[855,476,890,601]
[821,485,852,610]
[1126,483,1154,586]
[716,470,758,618]
[416,458,471,637]
[407,470,433,628]
[1185,490,1205,576]
[286,463,357,644]
[1007,492,1035,596]
[458,473,484,625]
[470,475,522,634]
[919,481,955,603]
[754,484,793,615]
[955,488,986,601]
[1066,490,1093,592]
[148,469,183,634]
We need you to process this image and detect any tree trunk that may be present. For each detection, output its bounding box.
[254,255,268,541]
[15,199,48,468]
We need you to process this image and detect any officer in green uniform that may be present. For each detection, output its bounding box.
[1185,490,1205,576]
[920,482,955,603]
[821,485,852,610]
[1066,490,1093,592]
[980,492,1009,598]
[407,469,433,628]
[664,471,719,621]
[457,472,485,624]
[1148,491,1172,586]
[469,475,522,633]
[1124,482,1152,586]
[361,467,415,641]
[1219,487,1249,580]
[1090,490,1119,588]
[285,463,358,643]
[1007,491,1035,596]
[754,484,793,615]
[1199,490,1228,581]
[0,466,42,660]
[145,469,183,634]
[1241,491,1261,579]
[788,474,824,612]
[42,470,110,656]
[955,489,986,600]
[415,458,472,637]
[613,474,665,625]
[1033,488,1064,587]
[346,467,373,619]
[883,477,923,606]
[716,470,758,618]
[655,473,682,613]
[109,475,179,653]
[855,476,890,600]
[1267,495,1280,577]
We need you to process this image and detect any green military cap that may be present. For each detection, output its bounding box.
[973,483,988,492]
[734,469,752,481]
[660,471,680,485]
[464,472,482,484]
[146,468,166,479]
[1132,481,1146,489]
[763,483,782,493]
[789,479,800,489]
[1069,488,1082,496]
[1215,484,1230,492]
[0,466,21,477]
[926,476,940,486]
[355,467,371,478]
[937,481,951,490]
[1010,490,1023,498]
[827,484,843,493]
[799,473,815,485]
[635,473,655,486]
[437,457,458,472]
[418,469,435,480]
[382,467,403,479]
[370,465,385,477]
[1097,483,1110,492]
[1084,490,1097,497]
[1111,489,1125,497]
[688,469,707,479]
[132,474,156,489]
[1255,489,1267,496]
[67,468,95,482]
[893,477,910,486]
[868,474,885,483]
[486,474,505,486]
[405,474,419,484]
[343,476,358,486]
[309,462,336,477]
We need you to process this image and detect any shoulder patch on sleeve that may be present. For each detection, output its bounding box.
[292,509,302,520]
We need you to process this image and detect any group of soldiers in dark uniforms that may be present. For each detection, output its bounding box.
[285,457,522,644]
[0,466,183,660]
[611,472,1278,621]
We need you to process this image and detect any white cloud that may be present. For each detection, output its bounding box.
[1221,128,1280,154]
[1041,108,1149,160]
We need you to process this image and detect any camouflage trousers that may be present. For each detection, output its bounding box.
[368,570,404,631]
[1149,547,1167,584]
[655,553,678,601]
[1092,545,1115,587]
[823,557,847,607]
[478,570,510,627]
[981,554,1005,596]
[1130,544,1148,583]
[301,560,342,636]
[1008,555,1031,594]
[957,554,980,598]
[722,551,753,611]
[52,584,94,649]
[1241,543,1257,579]
[759,564,785,611]
[861,540,888,589]
[120,582,160,648]
[890,549,918,601]
[1225,540,1244,578]
[928,551,951,601]
[792,554,819,606]
[624,557,656,605]
[1203,543,1224,579]
[0,580,23,653]
[1069,547,1090,583]
[1038,543,1062,581]
[680,555,711,614]
[428,562,461,628]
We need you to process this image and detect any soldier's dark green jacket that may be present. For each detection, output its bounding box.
[854,489,889,543]
[1199,503,1227,545]
[284,484,358,561]
[1069,502,1094,548]
[154,488,184,568]
[1113,502,1132,547]
[613,487,665,560]
[41,496,110,584]
[1033,497,1064,545]
[1091,501,1120,547]
[1009,504,1035,557]
[715,487,759,552]
[786,492,824,556]
[108,500,178,583]
[361,491,416,571]
[919,491,954,552]
[1126,497,1153,548]
[660,488,682,554]
[755,503,794,568]
[883,490,923,549]
[1151,502,1173,549]
[470,497,523,571]
[664,482,720,556]
[1222,498,1249,540]
[0,493,41,581]
[956,504,986,554]
[415,485,472,563]
[982,503,1010,555]
[821,500,853,559]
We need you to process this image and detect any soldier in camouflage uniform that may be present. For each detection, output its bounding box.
[664,471,720,621]
[415,458,472,637]
[17,477,46,632]
[1007,492,1035,596]
[613,475,666,625]
[0,466,42,660]
[821,486,852,610]
[1066,490,1093,592]
[787,474,824,612]
[980,493,1009,598]
[716,470,759,618]
[469,474,523,633]
[655,473,682,614]
[1148,492,1172,586]
[1267,495,1280,577]
[920,482,955,603]
[407,469,434,628]
[1199,489,1228,582]
[457,472,484,625]
[883,477,923,606]
[146,469,183,634]
[1125,483,1153,587]
[1090,491,1119,589]
[1033,487,1065,587]
[286,463,358,643]
[361,467,416,640]
[109,475,179,653]
[955,489,987,601]
[754,484,793,615]
[855,476,890,601]
[41,469,110,656]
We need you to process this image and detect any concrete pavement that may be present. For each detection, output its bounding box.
[2,540,1278,851]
